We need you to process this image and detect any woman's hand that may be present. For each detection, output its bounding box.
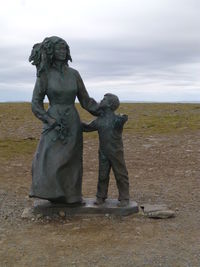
[47,116,56,126]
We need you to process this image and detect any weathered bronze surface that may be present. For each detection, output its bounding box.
[29,36,99,204]
[32,198,138,217]
[83,93,130,207]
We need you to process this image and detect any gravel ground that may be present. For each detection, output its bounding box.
[1,130,200,267]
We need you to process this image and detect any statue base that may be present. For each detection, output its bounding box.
[31,198,139,217]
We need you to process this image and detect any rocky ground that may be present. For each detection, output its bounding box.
[0,103,200,266]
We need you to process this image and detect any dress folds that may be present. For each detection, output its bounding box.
[30,66,98,203]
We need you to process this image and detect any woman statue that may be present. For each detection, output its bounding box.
[29,36,99,204]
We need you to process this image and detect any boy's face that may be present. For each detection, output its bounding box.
[100,95,111,109]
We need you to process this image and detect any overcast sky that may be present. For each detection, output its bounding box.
[0,0,200,102]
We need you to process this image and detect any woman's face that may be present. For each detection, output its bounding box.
[54,41,67,61]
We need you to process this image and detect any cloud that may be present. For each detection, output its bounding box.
[0,0,200,102]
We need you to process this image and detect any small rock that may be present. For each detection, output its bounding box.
[59,211,65,217]
[12,163,23,167]
[82,218,91,222]
[105,213,109,218]
[24,136,36,140]
[146,210,175,219]
[141,204,175,219]
[64,222,73,226]
[72,226,80,230]
[140,204,168,213]
[143,144,152,149]
[135,226,141,235]
[36,213,42,219]
[21,208,32,219]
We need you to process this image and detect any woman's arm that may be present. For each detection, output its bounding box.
[76,71,100,116]
[31,75,55,125]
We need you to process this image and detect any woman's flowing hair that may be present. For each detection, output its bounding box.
[29,36,72,77]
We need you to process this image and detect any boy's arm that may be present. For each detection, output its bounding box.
[121,114,128,123]
[114,114,128,129]
[82,119,98,132]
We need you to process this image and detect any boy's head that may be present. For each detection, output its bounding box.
[100,93,120,111]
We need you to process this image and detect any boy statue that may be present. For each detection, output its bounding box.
[83,93,130,207]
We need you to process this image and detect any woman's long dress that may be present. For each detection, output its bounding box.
[30,66,98,203]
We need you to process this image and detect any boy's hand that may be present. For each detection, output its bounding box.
[119,114,128,123]
[122,114,128,122]
[82,122,87,132]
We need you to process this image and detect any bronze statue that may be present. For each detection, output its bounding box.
[83,93,130,207]
[29,36,99,204]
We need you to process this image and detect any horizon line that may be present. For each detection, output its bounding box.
[0,101,200,104]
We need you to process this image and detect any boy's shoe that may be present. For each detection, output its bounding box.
[94,197,105,205]
[117,199,129,207]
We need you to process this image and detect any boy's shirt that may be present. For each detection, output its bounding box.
[83,112,128,155]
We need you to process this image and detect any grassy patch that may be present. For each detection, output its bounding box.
[0,103,200,139]
[0,102,200,159]
[121,103,200,134]
[79,103,200,135]
[0,139,37,160]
